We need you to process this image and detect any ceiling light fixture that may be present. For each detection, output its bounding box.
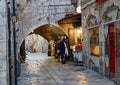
[76,6,81,13]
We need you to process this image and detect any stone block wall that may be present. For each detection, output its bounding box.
[16,0,76,51]
[0,0,9,85]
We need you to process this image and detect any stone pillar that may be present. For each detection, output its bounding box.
[0,0,9,85]
[20,40,25,61]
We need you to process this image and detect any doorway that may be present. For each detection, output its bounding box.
[108,22,115,78]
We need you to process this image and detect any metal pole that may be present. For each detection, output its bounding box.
[7,2,12,85]
[13,24,17,85]
[12,0,17,84]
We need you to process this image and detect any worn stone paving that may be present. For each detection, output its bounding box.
[17,53,116,85]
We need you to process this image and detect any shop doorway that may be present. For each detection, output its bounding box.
[104,21,120,83]
[103,6,120,84]
[108,22,115,78]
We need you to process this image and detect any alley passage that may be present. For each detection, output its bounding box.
[17,53,115,85]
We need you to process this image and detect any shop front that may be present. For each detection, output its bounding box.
[81,0,120,84]
[87,15,100,73]
[103,7,120,83]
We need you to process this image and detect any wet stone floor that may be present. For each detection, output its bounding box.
[17,53,116,85]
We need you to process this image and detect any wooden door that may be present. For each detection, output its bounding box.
[108,23,115,77]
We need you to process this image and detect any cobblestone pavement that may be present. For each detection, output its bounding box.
[17,53,116,85]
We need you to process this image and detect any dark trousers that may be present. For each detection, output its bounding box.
[57,53,61,62]
[61,54,65,64]
[65,54,69,61]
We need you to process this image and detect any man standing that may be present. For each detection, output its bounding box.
[60,38,66,64]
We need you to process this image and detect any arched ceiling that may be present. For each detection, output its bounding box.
[30,24,66,41]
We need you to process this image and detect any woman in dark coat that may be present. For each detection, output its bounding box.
[60,38,66,64]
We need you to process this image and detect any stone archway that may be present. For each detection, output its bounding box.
[100,0,120,21]
[18,23,67,62]
[17,23,67,52]
[16,0,75,52]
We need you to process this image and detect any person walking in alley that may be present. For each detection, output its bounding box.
[64,39,69,61]
[56,38,61,62]
[60,38,66,64]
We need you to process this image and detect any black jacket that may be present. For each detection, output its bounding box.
[60,41,65,54]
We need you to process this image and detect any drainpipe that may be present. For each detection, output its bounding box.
[12,0,17,84]
[7,2,12,85]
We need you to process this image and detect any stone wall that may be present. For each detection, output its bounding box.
[16,0,75,51]
[82,1,99,64]
[0,0,9,85]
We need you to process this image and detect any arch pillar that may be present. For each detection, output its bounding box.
[0,0,9,85]
[20,40,26,61]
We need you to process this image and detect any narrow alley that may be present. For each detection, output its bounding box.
[17,53,115,85]
[1,0,120,85]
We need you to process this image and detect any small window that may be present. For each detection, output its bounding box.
[89,27,100,56]
[87,15,100,56]
[89,27,99,45]
[104,7,119,23]
[88,16,97,27]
